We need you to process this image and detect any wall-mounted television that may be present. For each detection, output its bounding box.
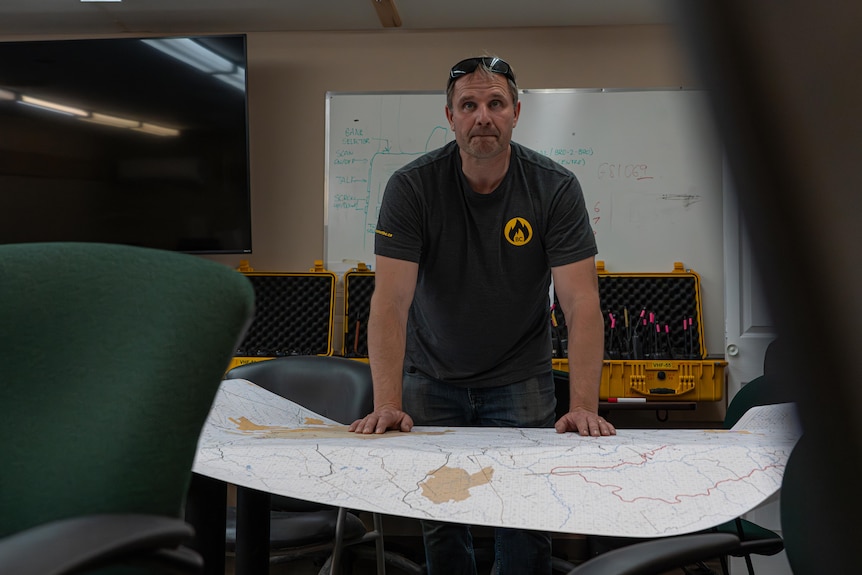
[0,34,252,254]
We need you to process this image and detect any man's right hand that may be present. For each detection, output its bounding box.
[348,407,414,434]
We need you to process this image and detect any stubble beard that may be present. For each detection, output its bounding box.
[464,134,506,160]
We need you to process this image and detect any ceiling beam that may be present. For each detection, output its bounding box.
[371,0,402,28]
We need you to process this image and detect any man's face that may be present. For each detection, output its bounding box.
[445,71,520,161]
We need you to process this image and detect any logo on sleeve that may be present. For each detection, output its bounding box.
[504,217,533,246]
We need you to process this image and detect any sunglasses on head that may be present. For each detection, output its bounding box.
[448,57,516,88]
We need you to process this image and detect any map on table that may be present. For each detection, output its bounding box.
[193,378,801,537]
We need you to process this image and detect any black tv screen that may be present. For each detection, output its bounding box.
[0,34,252,254]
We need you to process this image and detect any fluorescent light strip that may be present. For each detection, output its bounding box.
[20,95,87,116]
[83,112,141,129]
[16,90,178,137]
[0,88,15,101]
[213,69,246,91]
[134,122,180,137]
[142,38,234,74]
[141,38,246,91]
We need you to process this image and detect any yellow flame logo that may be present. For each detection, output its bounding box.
[504,217,533,246]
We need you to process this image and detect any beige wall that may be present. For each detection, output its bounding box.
[202,25,697,271]
[0,26,695,270]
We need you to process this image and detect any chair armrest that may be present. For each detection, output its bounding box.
[0,514,200,575]
[566,533,741,575]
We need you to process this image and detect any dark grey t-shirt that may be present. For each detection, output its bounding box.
[375,141,597,387]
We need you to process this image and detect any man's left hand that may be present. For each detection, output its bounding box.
[555,408,616,436]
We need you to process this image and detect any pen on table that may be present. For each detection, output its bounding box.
[606,397,647,403]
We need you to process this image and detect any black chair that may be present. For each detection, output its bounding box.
[564,435,813,575]
[0,242,255,575]
[568,533,743,575]
[712,372,794,574]
[585,369,793,575]
[224,355,425,575]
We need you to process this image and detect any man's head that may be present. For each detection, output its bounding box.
[445,56,521,161]
[446,57,518,109]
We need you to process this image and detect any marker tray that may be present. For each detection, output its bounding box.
[228,261,337,371]
[553,261,726,401]
[341,265,375,358]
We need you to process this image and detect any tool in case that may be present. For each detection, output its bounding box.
[554,261,726,401]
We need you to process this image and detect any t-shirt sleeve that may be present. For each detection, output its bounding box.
[544,174,598,267]
[374,170,423,263]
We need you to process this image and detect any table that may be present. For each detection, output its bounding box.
[190,378,800,574]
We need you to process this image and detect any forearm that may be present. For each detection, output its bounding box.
[367,296,407,410]
[566,303,605,413]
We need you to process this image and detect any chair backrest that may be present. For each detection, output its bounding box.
[723,339,796,429]
[762,339,784,379]
[225,356,374,424]
[723,374,796,429]
[0,242,254,538]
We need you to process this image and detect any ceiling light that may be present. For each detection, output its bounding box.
[0,88,15,101]
[20,95,87,116]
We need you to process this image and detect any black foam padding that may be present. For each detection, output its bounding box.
[598,275,702,358]
[344,274,374,357]
[235,275,334,357]
[554,275,703,359]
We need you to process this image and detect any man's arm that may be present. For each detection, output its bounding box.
[348,254,418,434]
[551,256,616,436]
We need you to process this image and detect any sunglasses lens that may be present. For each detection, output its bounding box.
[449,57,514,85]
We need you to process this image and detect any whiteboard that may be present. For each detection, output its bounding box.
[324,89,724,349]
[325,89,722,273]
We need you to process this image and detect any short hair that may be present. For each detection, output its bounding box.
[446,58,519,110]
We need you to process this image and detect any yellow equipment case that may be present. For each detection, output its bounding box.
[341,263,374,359]
[228,260,337,371]
[554,261,726,402]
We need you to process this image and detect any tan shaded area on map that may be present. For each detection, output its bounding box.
[420,466,494,503]
[227,416,451,440]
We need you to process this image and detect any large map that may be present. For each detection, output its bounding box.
[193,378,801,538]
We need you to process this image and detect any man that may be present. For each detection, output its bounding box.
[349,56,615,575]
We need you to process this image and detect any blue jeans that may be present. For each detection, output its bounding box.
[402,369,556,575]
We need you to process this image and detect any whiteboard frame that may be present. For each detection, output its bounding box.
[323,88,724,352]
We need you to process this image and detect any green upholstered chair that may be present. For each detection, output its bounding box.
[0,242,254,575]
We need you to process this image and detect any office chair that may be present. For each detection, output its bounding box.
[224,355,425,575]
[562,435,812,575]
[0,242,255,575]
[585,368,792,575]
[712,373,792,574]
